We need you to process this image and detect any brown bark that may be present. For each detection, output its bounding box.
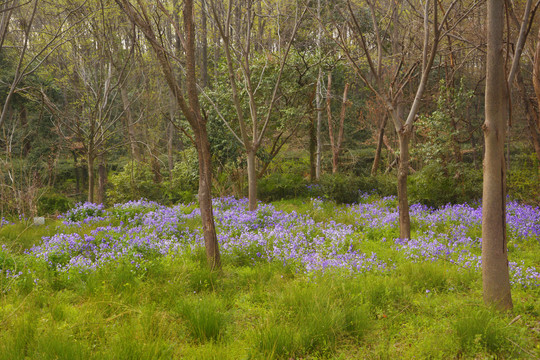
[482,0,512,311]
[247,149,257,211]
[309,111,317,182]
[397,128,411,239]
[534,27,540,118]
[87,153,95,203]
[371,113,387,176]
[97,155,107,204]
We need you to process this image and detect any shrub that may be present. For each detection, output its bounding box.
[409,162,482,207]
[507,153,539,206]
[37,189,73,215]
[258,173,308,202]
[107,162,165,204]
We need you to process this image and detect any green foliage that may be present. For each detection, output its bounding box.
[314,173,396,204]
[107,162,164,204]
[258,173,308,202]
[37,189,73,215]
[411,80,481,207]
[454,309,516,356]
[409,162,482,207]
[507,153,540,205]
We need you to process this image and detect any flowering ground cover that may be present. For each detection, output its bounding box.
[0,195,539,359]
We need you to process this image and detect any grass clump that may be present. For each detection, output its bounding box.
[176,295,228,343]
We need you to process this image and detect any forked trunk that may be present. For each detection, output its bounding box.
[482,0,512,311]
[247,149,257,211]
[397,130,411,240]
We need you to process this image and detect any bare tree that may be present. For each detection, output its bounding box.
[330,0,466,239]
[115,0,221,270]
[206,0,306,211]
[0,0,87,129]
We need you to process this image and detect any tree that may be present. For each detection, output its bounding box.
[206,0,306,211]
[481,0,512,310]
[332,0,464,239]
[115,0,221,270]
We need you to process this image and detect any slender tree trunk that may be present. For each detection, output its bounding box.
[247,148,257,211]
[482,0,512,311]
[73,151,80,194]
[315,0,322,180]
[397,129,411,239]
[168,121,175,177]
[97,155,107,204]
[371,113,387,176]
[87,153,95,203]
[315,67,323,179]
[309,111,316,181]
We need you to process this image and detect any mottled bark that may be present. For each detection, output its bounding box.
[482,0,512,311]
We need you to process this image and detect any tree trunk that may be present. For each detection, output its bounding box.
[194,124,221,270]
[97,155,107,204]
[247,148,257,211]
[482,0,512,311]
[397,129,411,239]
[168,121,175,178]
[371,113,387,176]
[310,111,316,181]
[87,153,95,203]
[315,0,322,180]
[73,151,80,195]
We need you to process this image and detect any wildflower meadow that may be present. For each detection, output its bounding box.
[0,195,538,359]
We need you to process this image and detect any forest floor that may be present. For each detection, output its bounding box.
[0,195,539,359]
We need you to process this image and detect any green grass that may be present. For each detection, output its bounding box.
[0,200,538,359]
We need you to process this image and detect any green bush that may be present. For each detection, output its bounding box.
[409,162,482,208]
[170,149,199,193]
[37,189,73,215]
[258,173,308,202]
[106,162,165,204]
[507,153,539,205]
[316,174,392,203]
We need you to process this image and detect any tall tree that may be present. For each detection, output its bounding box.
[115,0,221,270]
[482,0,512,310]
